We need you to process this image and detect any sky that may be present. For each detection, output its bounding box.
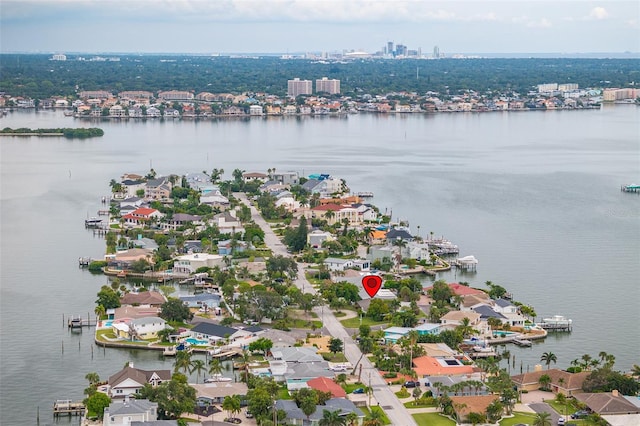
[1,0,638,55]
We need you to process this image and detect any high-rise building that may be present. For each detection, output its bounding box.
[287,78,312,97]
[433,46,440,59]
[387,41,394,56]
[395,44,407,56]
[315,77,340,95]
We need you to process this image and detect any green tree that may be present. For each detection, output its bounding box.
[539,374,551,391]
[84,392,111,420]
[222,394,242,419]
[486,399,504,423]
[208,358,224,377]
[160,298,193,323]
[328,337,343,354]
[247,387,275,420]
[139,373,196,419]
[366,298,389,321]
[412,386,422,405]
[96,285,121,309]
[319,409,347,426]
[467,412,486,426]
[248,337,273,355]
[300,394,318,422]
[174,350,192,374]
[533,412,552,426]
[540,352,557,369]
[189,359,206,384]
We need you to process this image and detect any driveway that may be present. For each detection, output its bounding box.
[234,193,418,426]
[529,402,563,425]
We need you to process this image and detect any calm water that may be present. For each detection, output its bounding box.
[1,107,639,424]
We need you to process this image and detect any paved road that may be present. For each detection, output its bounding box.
[235,193,418,426]
[530,402,564,425]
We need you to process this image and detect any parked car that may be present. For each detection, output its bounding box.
[404,381,420,388]
[558,418,566,426]
[571,410,588,419]
[245,411,253,418]
[352,388,365,394]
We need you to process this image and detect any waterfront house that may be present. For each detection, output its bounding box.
[103,398,159,425]
[122,207,163,228]
[243,172,268,182]
[107,365,171,399]
[173,253,224,275]
[106,248,154,271]
[128,316,167,340]
[120,179,146,199]
[120,291,166,307]
[383,323,442,343]
[144,177,172,200]
[510,368,590,395]
[178,293,220,309]
[112,306,161,321]
[189,322,239,345]
[385,228,414,242]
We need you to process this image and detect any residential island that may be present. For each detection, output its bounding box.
[71,168,639,426]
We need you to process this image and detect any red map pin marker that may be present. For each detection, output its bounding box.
[362,275,382,298]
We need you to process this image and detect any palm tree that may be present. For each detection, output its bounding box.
[222,395,241,420]
[319,409,347,426]
[538,374,551,391]
[94,304,106,321]
[208,358,224,379]
[345,412,359,426]
[540,351,557,369]
[174,350,192,374]
[631,364,640,379]
[363,407,384,426]
[533,412,552,426]
[190,359,206,384]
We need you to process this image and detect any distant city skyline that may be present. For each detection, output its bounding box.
[1,1,638,55]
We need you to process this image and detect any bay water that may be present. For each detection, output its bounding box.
[1,106,638,424]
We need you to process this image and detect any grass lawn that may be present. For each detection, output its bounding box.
[545,399,581,415]
[413,413,456,426]
[360,406,391,425]
[286,318,323,329]
[321,352,348,362]
[342,383,365,394]
[499,412,537,426]
[340,316,387,328]
[277,388,292,400]
[404,401,437,409]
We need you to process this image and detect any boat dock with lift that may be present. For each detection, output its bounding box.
[537,315,573,331]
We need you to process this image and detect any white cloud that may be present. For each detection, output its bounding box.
[589,6,609,20]
[527,18,552,28]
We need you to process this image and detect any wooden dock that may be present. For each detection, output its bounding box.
[53,400,85,417]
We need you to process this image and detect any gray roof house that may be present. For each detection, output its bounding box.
[272,347,324,363]
[275,398,364,426]
[473,305,507,321]
[108,364,171,399]
[103,398,158,426]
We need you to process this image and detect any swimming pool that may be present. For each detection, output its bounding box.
[493,331,518,338]
[185,338,209,346]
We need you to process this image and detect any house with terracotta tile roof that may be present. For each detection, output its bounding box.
[122,207,163,227]
[120,291,166,307]
[306,376,347,398]
[450,395,499,422]
[424,283,488,298]
[510,368,590,395]
[412,355,475,377]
